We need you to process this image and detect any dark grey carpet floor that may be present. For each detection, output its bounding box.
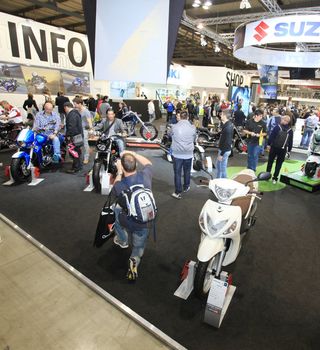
[0,147,319,350]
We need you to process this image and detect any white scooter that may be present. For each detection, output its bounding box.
[304,128,320,178]
[193,166,270,298]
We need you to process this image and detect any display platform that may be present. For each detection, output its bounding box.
[0,148,319,350]
[280,171,320,192]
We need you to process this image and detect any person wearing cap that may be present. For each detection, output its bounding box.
[244,109,267,171]
[64,102,83,173]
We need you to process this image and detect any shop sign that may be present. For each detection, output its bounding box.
[0,12,91,72]
[225,71,244,87]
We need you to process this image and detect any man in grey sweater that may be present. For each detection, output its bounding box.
[170,111,196,199]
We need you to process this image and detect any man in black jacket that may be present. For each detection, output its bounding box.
[64,102,83,173]
[216,110,233,178]
[266,115,293,184]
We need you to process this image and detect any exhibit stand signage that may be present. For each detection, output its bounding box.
[0,12,92,98]
[234,15,320,67]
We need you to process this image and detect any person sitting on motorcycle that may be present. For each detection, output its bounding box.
[0,101,23,140]
[33,101,61,163]
[0,101,23,125]
[102,108,126,153]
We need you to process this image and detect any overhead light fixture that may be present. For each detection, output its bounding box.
[295,44,301,52]
[197,23,204,29]
[192,0,201,8]
[214,43,221,52]
[240,0,251,9]
[200,35,208,47]
[246,61,250,65]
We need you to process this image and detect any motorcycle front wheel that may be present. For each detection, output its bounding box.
[140,123,158,141]
[235,138,246,153]
[10,158,31,183]
[92,160,103,193]
[193,148,205,171]
[305,162,317,178]
[194,257,218,299]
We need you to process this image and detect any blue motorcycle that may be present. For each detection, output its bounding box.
[10,127,66,183]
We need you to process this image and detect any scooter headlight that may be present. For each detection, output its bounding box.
[214,185,236,202]
[204,215,229,237]
[222,221,238,236]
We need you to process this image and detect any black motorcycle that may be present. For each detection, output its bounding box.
[159,123,206,170]
[0,122,22,150]
[92,134,123,192]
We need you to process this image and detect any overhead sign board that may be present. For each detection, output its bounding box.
[234,15,320,68]
[0,12,91,72]
[244,15,320,47]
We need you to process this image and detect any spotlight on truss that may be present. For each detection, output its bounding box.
[240,0,251,9]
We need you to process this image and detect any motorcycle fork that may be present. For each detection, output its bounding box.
[27,147,34,169]
[214,247,226,278]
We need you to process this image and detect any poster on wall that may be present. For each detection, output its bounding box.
[61,71,90,95]
[110,81,136,99]
[231,86,251,116]
[21,66,63,95]
[257,65,278,99]
[0,62,27,94]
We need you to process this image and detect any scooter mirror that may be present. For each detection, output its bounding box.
[257,172,272,181]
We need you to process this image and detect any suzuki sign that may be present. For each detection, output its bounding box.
[234,15,320,68]
[244,15,320,47]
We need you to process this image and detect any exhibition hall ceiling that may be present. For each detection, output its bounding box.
[0,0,319,70]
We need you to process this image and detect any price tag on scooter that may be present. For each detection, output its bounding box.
[207,278,228,309]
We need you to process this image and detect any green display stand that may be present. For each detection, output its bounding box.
[280,171,320,193]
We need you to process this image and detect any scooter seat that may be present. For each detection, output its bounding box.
[232,174,254,190]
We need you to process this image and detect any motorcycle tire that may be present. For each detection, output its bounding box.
[235,138,246,153]
[140,123,158,141]
[92,160,102,193]
[10,158,31,183]
[194,258,217,299]
[305,162,317,178]
[193,148,205,171]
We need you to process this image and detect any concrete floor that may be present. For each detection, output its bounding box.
[0,219,170,350]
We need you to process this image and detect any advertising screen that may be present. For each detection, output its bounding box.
[231,86,251,116]
[257,65,278,99]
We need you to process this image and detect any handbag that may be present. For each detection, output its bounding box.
[73,133,83,146]
[93,195,116,248]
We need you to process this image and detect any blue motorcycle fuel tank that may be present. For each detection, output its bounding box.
[35,133,48,145]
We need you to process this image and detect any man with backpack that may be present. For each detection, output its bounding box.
[266,115,293,184]
[111,150,156,281]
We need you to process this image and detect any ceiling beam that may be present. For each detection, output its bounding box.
[63,21,86,29]
[10,0,68,16]
[11,0,84,20]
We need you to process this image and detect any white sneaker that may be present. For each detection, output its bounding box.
[171,192,182,199]
[113,236,129,249]
[272,179,277,185]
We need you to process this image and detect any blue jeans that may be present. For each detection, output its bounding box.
[114,207,149,266]
[247,143,261,171]
[51,135,61,156]
[173,157,192,194]
[216,150,231,178]
[300,128,313,148]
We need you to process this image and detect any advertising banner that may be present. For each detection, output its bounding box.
[257,65,278,99]
[244,15,320,47]
[0,11,91,72]
[94,0,170,84]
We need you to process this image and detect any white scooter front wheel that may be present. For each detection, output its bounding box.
[194,255,219,299]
